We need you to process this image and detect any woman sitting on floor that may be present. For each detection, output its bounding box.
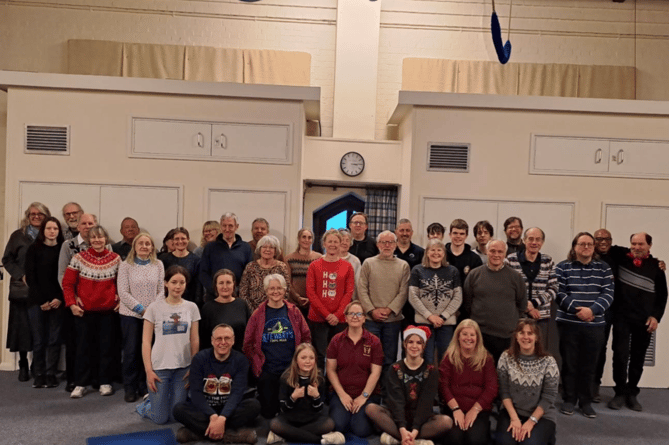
[439,319,498,445]
[495,318,559,445]
[366,326,452,445]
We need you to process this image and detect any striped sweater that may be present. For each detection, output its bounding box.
[554,259,614,326]
[505,252,557,319]
[62,248,121,311]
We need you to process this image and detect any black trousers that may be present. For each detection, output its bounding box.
[481,333,511,365]
[73,311,116,387]
[173,398,261,437]
[558,322,604,405]
[612,318,652,396]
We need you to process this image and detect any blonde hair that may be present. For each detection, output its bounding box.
[199,221,221,248]
[421,239,449,268]
[126,232,158,264]
[21,202,51,229]
[282,343,323,388]
[444,319,490,373]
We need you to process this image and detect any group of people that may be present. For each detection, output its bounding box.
[4,203,667,444]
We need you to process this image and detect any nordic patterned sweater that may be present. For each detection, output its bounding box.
[62,248,121,311]
[497,351,559,424]
[408,264,462,325]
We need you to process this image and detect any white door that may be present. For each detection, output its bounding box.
[609,140,669,177]
[532,135,610,174]
[211,123,291,164]
[133,119,211,157]
[603,203,669,389]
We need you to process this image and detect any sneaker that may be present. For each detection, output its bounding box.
[70,386,87,398]
[32,375,47,388]
[626,394,643,411]
[176,427,204,444]
[46,375,59,388]
[608,394,626,410]
[559,402,575,415]
[267,431,284,445]
[321,431,346,445]
[99,384,114,396]
[415,440,434,445]
[581,403,597,418]
[380,433,400,445]
[223,429,257,444]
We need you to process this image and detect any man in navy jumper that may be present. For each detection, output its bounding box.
[608,233,667,412]
[199,213,253,300]
[174,324,260,444]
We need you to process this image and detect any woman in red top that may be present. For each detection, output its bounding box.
[306,229,355,370]
[439,319,498,445]
[62,225,121,399]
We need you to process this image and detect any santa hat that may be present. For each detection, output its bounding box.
[403,325,431,342]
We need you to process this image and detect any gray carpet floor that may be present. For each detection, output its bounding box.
[1,371,668,445]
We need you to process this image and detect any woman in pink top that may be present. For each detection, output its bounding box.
[306,229,355,370]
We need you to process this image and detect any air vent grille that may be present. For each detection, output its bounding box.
[25,125,69,153]
[427,143,469,172]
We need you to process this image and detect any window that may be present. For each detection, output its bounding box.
[312,192,365,253]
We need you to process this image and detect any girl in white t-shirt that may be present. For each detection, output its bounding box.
[136,265,200,424]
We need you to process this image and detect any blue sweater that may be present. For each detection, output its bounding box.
[554,259,614,326]
[188,348,250,418]
[199,234,252,297]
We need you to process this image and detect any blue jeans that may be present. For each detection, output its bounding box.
[329,391,379,437]
[120,315,146,393]
[27,304,63,377]
[137,366,189,424]
[422,324,454,365]
[364,320,402,372]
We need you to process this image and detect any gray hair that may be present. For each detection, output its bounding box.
[376,230,397,243]
[88,225,111,245]
[62,202,83,216]
[21,202,51,229]
[486,238,507,253]
[252,217,269,229]
[338,228,352,241]
[263,273,287,291]
[220,212,238,224]
[523,227,546,241]
[256,234,282,257]
[397,218,412,229]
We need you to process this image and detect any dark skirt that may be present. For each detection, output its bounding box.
[6,301,32,352]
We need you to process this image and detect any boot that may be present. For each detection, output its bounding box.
[18,359,30,382]
[222,429,257,444]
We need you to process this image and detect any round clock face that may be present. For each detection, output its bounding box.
[340,151,365,177]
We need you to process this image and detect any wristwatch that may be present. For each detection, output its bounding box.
[529,416,539,424]
[362,392,369,399]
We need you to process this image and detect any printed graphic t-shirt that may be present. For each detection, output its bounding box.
[144,298,201,370]
[261,304,295,375]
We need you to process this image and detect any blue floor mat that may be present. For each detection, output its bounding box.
[87,428,176,445]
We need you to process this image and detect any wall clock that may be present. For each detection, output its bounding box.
[340,151,365,177]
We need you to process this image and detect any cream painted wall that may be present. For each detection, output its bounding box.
[0,86,305,368]
[303,137,402,185]
[3,1,669,141]
[399,104,669,388]
[0,92,5,351]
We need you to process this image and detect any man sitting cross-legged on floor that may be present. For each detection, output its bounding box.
[173,324,260,444]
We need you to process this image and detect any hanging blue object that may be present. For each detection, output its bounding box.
[490,0,512,64]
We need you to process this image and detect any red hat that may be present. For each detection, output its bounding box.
[403,325,431,342]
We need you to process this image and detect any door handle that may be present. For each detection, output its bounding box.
[595,148,602,164]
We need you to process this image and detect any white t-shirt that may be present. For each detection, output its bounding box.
[144,298,201,370]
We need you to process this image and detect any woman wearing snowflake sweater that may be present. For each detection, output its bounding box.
[409,239,462,364]
[62,225,122,399]
[495,319,559,445]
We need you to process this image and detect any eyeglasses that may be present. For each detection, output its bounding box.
[350,221,366,226]
[378,241,396,246]
[346,312,364,318]
[212,336,234,343]
[594,237,612,242]
[577,243,594,248]
[29,212,45,218]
